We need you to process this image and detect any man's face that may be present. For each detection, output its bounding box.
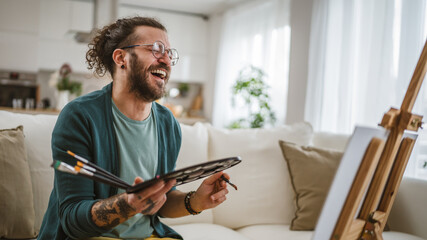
[127,26,172,102]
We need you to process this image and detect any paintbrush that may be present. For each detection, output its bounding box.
[52,160,129,189]
[221,175,238,190]
[75,159,131,188]
[67,150,130,188]
[73,164,130,189]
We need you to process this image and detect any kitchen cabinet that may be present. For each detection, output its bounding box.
[0,0,210,78]
[37,0,93,72]
[0,0,94,72]
[0,31,39,72]
[0,0,40,33]
[69,0,93,33]
[37,38,89,73]
[0,0,40,71]
[38,0,93,40]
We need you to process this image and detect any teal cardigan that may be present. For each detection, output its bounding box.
[38,83,182,240]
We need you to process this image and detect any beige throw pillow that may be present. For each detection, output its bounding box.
[279,140,343,230]
[0,126,36,238]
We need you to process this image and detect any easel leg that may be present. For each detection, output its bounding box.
[359,222,383,240]
[374,223,384,240]
[331,138,385,240]
[378,137,416,232]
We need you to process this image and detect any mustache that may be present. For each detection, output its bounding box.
[148,63,171,73]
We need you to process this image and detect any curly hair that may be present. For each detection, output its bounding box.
[86,16,167,77]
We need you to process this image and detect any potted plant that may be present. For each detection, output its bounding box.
[228,65,276,129]
[56,64,82,95]
[178,83,190,97]
[50,63,82,110]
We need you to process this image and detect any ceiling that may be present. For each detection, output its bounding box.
[119,0,251,16]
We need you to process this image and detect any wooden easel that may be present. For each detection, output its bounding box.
[331,39,427,240]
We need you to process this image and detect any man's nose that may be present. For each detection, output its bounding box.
[157,52,172,67]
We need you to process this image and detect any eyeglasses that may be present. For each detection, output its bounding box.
[121,41,179,66]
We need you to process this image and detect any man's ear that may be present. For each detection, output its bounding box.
[112,49,127,69]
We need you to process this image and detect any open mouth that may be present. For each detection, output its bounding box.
[151,69,167,80]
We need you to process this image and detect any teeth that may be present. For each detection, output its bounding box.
[151,69,166,78]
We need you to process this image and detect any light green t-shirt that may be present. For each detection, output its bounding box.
[103,100,158,239]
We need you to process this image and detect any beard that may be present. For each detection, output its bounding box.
[128,53,169,102]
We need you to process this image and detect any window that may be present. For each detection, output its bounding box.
[212,0,291,128]
[306,0,427,180]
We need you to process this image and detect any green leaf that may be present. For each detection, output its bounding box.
[228,65,276,129]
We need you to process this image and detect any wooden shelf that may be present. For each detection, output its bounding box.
[0,107,207,125]
[0,107,60,115]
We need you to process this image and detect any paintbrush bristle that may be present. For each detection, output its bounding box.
[52,160,61,169]
[52,160,78,175]
[221,175,238,190]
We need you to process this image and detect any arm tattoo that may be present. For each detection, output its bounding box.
[91,194,135,229]
[141,199,155,215]
[116,197,134,218]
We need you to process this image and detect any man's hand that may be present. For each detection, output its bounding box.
[91,177,175,229]
[127,177,176,215]
[191,172,230,212]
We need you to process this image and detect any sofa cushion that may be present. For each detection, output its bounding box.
[382,232,426,240]
[237,224,312,240]
[236,224,424,240]
[311,131,350,151]
[0,111,58,233]
[162,122,214,225]
[0,125,37,238]
[388,177,427,240]
[279,140,343,230]
[172,223,251,240]
[207,122,313,229]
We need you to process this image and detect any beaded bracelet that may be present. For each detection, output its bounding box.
[184,191,201,215]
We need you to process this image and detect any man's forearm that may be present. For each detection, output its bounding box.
[158,190,187,218]
[159,190,201,218]
[160,173,230,218]
[91,179,175,228]
[91,193,136,229]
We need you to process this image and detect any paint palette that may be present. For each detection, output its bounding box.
[126,156,241,193]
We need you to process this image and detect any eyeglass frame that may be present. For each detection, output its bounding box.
[120,41,179,66]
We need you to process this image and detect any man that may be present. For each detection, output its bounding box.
[39,16,230,240]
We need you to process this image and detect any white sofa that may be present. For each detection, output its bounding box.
[0,110,426,240]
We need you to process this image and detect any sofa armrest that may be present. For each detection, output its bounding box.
[388,177,427,239]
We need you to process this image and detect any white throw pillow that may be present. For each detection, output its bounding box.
[0,111,58,233]
[162,122,214,225]
[206,122,313,229]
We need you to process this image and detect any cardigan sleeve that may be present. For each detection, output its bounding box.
[51,102,109,239]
